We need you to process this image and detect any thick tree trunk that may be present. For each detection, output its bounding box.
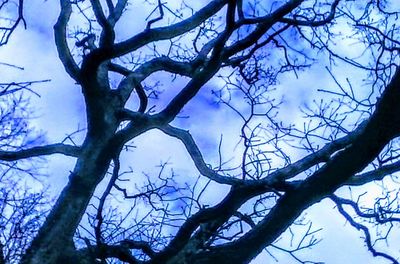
[21,137,116,264]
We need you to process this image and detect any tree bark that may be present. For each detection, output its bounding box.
[21,132,118,263]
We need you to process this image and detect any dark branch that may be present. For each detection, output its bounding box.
[0,143,81,161]
[54,0,81,82]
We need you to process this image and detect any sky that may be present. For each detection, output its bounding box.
[0,0,399,263]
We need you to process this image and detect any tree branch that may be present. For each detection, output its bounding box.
[112,56,195,108]
[109,0,128,24]
[78,243,143,264]
[0,0,26,46]
[191,67,400,263]
[152,184,270,263]
[90,0,115,46]
[158,124,243,185]
[94,157,120,244]
[0,143,81,161]
[158,117,368,188]
[345,160,400,186]
[279,0,340,27]
[223,0,304,58]
[110,0,229,59]
[54,0,81,82]
[260,120,368,185]
[331,195,399,263]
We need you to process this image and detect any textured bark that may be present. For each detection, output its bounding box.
[21,138,115,263]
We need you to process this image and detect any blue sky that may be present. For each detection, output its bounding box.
[0,1,399,263]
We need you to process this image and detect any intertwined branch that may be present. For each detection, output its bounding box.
[1,1,400,263]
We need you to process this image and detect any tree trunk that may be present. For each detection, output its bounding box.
[21,137,115,264]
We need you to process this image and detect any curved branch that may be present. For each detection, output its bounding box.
[279,0,340,27]
[0,143,81,161]
[330,195,400,224]
[112,56,195,109]
[90,0,109,29]
[158,124,243,185]
[153,1,306,124]
[331,195,399,263]
[54,0,81,82]
[146,0,164,30]
[158,118,367,187]
[110,0,229,58]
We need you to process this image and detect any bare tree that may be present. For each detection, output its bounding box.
[0,0,400,263]
[0,68,49,263]
[0,183,48,264]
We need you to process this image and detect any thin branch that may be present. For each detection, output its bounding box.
[0,0,26,46]
[331,195,399,264]
[158,124,243,185]
[146,0,164,30]
[260,120,368,185]
[279,0,340,27]
[95,157,121,244]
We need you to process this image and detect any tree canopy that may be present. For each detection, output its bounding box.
[0,0,400,263]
